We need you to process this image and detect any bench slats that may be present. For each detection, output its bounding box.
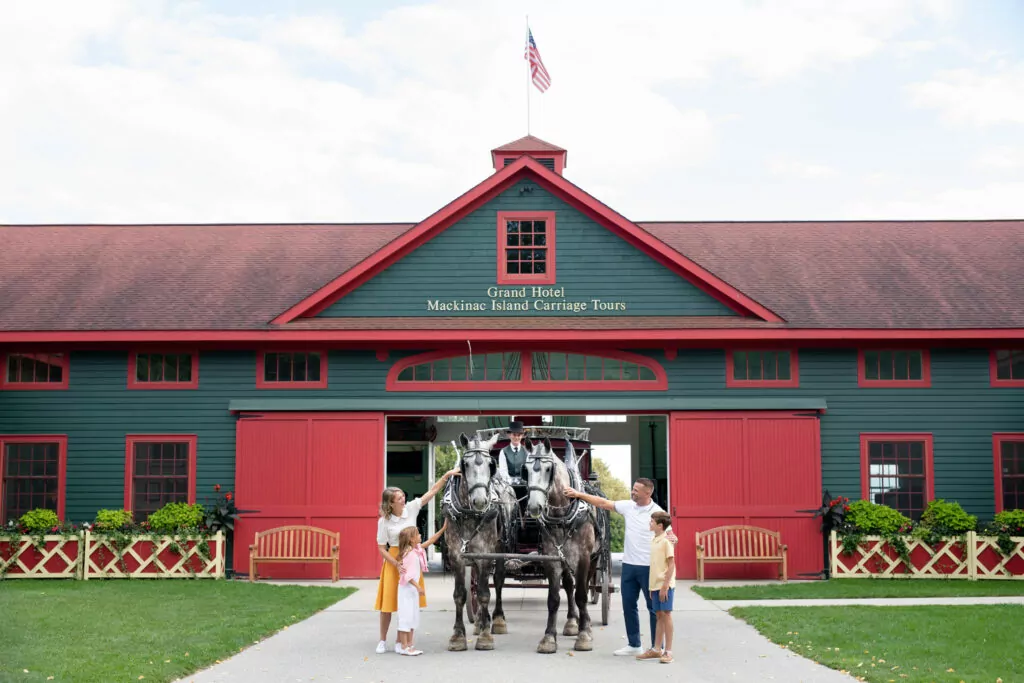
[249,525,340,583]
[695,524,788,582]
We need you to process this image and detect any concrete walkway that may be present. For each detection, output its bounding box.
[175,575,856,683]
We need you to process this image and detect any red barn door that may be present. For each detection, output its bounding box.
[235,413,384,579]
[669,412,822,580]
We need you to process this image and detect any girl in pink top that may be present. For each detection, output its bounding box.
[395,520,446,655]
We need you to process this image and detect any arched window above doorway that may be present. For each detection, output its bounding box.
[386,349,667,391]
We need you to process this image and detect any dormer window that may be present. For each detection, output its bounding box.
[497,211,556,285]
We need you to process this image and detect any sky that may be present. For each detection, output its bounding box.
[1,0,1022,224]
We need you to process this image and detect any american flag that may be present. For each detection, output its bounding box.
[525,28,551,93]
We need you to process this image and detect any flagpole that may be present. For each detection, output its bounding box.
[526,15,531,135]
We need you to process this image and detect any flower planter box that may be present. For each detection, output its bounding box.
[83,531,225,579]
[0,535,82,579]
[830,531,1024,580]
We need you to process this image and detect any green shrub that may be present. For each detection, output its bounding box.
[94,509,133,531]
[609,513,624,552]
[845,500,911,534]
[18,509,60,533]
[147,503,206,534]
[992,509,1024,535]
[918,499,977,535]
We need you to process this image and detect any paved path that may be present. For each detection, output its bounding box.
[175,575,855,683]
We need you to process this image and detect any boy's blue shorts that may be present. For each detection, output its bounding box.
[651,587,674,611]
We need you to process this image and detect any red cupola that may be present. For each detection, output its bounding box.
[491,135,567,175]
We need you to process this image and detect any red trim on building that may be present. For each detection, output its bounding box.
[255,350,328,389]
[0,434,68,520]
[0,352,70,390]
[270,157,782,324]
[725,349,799,388]
[859,433,935,510]
[857,349,931,388]
[990,349,1024,387]
[496,210,556,285]
[994,433,1024,513]
[1,329,1023,344]
[127,350,199,390]
[385,348,668,392]
[123,434,197,511]
[491,152,565,175]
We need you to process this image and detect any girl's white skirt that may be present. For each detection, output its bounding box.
[397,582,421,632]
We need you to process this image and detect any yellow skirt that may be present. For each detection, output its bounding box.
[374,546,427,613]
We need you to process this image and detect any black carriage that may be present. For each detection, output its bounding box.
[447,425,615,626]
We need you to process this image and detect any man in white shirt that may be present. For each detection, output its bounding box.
[564,477,676,656]
[496,420,528,484]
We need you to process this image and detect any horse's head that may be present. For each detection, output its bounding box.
[458,431,500,511]
[525,436,567,519]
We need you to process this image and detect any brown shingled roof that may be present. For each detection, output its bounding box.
[0,220,1022,332]
[0,224,412,331]
[639,221,1024,329]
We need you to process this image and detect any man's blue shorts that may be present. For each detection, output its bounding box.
[651,587,674,611]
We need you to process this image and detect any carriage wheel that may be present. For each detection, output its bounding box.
[468,566,479,624]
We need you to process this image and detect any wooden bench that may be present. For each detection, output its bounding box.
[695,525,788,582]
[249,525,340,582]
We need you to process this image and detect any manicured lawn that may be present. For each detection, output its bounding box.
[0,580,353,683]
[732,605,1024,683]
[693,578,1024,600]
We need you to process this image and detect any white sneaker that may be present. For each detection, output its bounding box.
[395,642,403,654]
[375,640,387,654]
[614,645,645,656]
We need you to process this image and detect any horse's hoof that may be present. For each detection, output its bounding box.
[574,633,593,651]
[536,636,557,654]
[448,635,468,651]
[475,633,495,651]
[562,618,579,636]
[492,617,508,634]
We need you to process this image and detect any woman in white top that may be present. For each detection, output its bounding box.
[374,468,459,654]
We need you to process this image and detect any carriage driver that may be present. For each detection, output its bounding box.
[496,420,528,484]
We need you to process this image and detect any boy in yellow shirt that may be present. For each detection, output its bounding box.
[637,510,675,663]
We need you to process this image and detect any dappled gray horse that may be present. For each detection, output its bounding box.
[442,432,517,651]
[525,437,599,654]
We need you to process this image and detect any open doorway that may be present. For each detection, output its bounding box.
[383,414,670,560]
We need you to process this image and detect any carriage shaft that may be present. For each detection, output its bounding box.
[461,552,563,562]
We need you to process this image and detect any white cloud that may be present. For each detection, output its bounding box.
[844,180,1024,220]
[973,147,1024,170]
[0,0,981,223]
[908,64,1024,126]
[769,159,837,179]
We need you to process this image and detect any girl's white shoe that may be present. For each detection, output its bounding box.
[375,641,387,654]
[400,647,423,656]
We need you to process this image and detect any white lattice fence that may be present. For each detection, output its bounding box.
[973,535,1024,580]
[831,531,1024,580]
[83,531,225,579]
[0,535,82,579]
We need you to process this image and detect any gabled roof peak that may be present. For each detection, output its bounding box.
[491,135,567,175]
[491,135,566,153]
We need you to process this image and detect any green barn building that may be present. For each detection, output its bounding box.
[1,136,1021,578]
